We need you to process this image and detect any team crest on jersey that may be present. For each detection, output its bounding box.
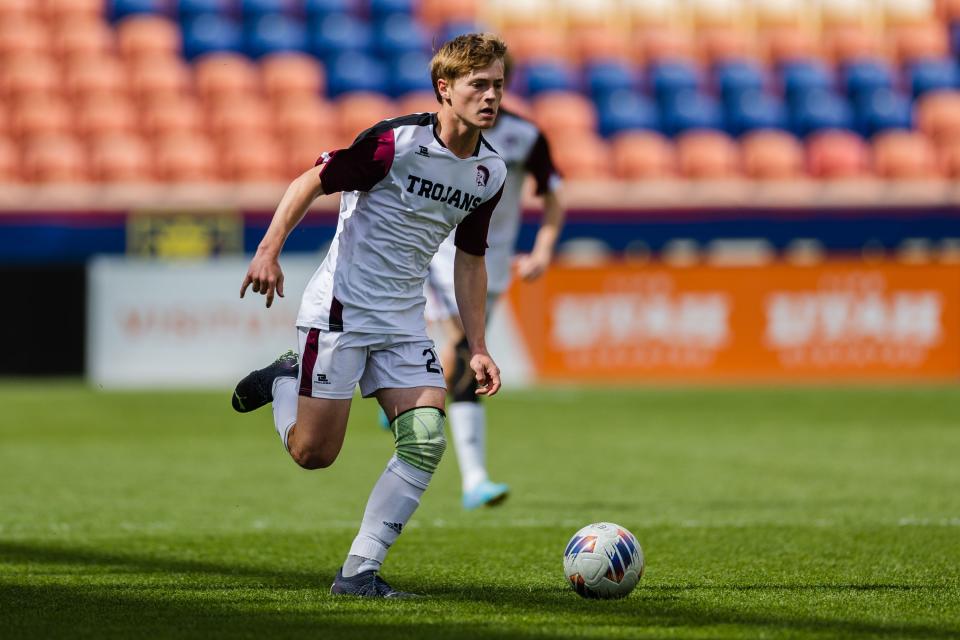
[476,165,489,187]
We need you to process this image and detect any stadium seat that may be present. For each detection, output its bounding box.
[182,14,243,59]
[177,0,233,21]
[549,132,612,179]
[758,25,818,64]
[530,91,599,138]
[842,60,895,101]
[780,60,834,105]
[116,15,183,61]
[154,133,221,181]
[697,26,754,63]
[634,28,696,64]
[521,60,580,96]
[396,90,440,116]
[791,90,855,137]
[726,91,789,135]
[872,130,941,179]
[821,25,883,63]
[572,25,631,64]
[649,60,702,104]
[22,134,88,183]
[500,24,567,63]
[240,0,296,19]
[10,97,72,140]
[817,0,878,29]
[89,134,155,182]
[222,135,287,181]
[334,92,395,141]
[273,96,339,143]
[0,0,35,20]
[206,97,272,141]
[1,55,60,103]
[0,17,50,57]
[389,53,434,97]
[435,21,487,44]
[64,56,129,101]
[128,57,193,103]
[936,139,960,177]
[194,53,260,103]
[417,0,479,28]
[662,91,724,136]
[596,90,659,137]
[244,14,308,59]
[305,0,358,20]
[855,88,913,137]
[676,129,740,178]
[562,0,620,28]
[584,60,641,101]
[754,0,811,29]
[891,22,950,62]
[610,130,676,178]
[714,59,767,107]
[110,0,165,21]
[309,13,374,61]
[44,0,104,21]
[740,129,805,179]
[915,90,960,143]
[325,52,389,97]
[141,96,206,138]
[371,0,416,20]
[806,129,871,178]
[51,19,115,59]
[283,134,342,177]
[260,53,325,102]
[907,58,959,97]
[0,137,20,182]
[884,0,936,26]
[374,13,430,58]
[75,96,139,139]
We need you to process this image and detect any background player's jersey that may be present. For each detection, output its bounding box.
[297,113,506,337]
[429,109,561,295]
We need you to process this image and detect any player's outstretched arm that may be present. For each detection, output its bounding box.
[453,248,501,397]
[517,188,565,281]
[241,166,326,308]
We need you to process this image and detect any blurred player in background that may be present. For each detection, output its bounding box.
[423,54,565,510]
[232,34,508,597]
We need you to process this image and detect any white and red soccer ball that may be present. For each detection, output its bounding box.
[563,522,644,599]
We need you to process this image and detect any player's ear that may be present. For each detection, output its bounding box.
[437,77,451,104]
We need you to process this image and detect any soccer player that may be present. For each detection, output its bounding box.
[423,56,565,510]
[231,34,508,598]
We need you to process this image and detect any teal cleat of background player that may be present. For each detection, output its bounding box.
[462,480,510,510]
[377,407,391,430]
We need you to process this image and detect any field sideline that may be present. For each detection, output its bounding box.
[1,382,958,639]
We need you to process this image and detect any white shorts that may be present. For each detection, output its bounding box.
[297,327,445,399]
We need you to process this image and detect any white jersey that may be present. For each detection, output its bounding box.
[296,112,507,337]
[428,109,561,301]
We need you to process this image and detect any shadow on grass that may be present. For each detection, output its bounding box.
[1,540,956,640]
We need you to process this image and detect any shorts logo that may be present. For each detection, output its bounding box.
[476,165,489,187]
[316,373,331,385]
[416,145,430,157]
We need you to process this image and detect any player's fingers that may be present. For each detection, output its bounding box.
[265,278,276,308]
[486,364,501,396]
[277,274,285,298]
[240,274,252,298]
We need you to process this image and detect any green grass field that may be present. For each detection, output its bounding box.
[1,382,958,639]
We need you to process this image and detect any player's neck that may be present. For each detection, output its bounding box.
[435,108,480,159]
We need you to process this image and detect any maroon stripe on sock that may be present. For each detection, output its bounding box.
[299,328,320,397]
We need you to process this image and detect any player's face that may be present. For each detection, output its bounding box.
[447,60,504,129]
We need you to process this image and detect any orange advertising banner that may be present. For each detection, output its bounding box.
[505,261,960,382]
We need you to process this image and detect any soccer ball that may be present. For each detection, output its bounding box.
[563,522,644,599]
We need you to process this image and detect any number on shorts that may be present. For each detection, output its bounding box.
[423,348,441,374]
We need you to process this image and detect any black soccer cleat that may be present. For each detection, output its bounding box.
[231,349,299,413]
[330,568,419,598]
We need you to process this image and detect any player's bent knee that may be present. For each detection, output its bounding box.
[288,443,338,470]
[391,406,446,474]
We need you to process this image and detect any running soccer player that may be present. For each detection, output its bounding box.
[423,57,565,510]
[231,34,508,598]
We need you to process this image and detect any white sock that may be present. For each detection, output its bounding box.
[343,455,431,577]
[271,376,297,452]
[449,402,488,493]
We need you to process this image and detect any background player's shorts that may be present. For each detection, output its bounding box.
[424,280,501,324]
[297,327,445,399]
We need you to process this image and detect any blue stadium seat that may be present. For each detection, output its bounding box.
[791,90,854,137]
[240,0,295,20]
[111,0,166,20]
[439,22,486,43]
[522,60,580,95]
[309,13,374,61]
[374,13,430,58]
[370,0,416,20]
[842,60,895,101]
[305,0,357,18]
[585,61,641,101]
[596,90,659,137]
[714,60,766,105]
[183,14,243,59]
[390,52,434,97]
[649,61,701,104]
[177,0,232,20]
[908,58,960,97]
[855,88,913,137]
[662,91,723,136]
[326,52,389,96]
[780,60,834,105]
[245,14,307,58]
[726,91,788,136]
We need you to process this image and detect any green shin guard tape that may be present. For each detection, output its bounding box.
[391,407,446,474]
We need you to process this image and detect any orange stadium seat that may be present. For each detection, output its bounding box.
[549,132,612,179]
[89,134,154,182]
[128,56,192,103]
[395,91,440,116]
[622,0,686,30]
[0,104,8,137]
[940,0,960,21]
[500,24,567,62]
[572,24,631,63]
[0,0,37,20]
[10,97,72,140]
[806,130,872,178]
[273,96,338,143]
[154,134,220,182]
[916,90,960,144]
[1,55,60,102]
[818,0,881,28]
[500,94,534,119]
[22,134,88,183]
[740,130,806,180]
[755,0,814,29]
[51,18,115,59]
[334,92,396,142]
[611,130,677,178]
[697,25,755,63]
[206,97,272,141]
[64,56,128,101]
[757,25,819,64]
[676,130,741,178]
[283,136,340,178]
[884,0,937,26]
[531,91,598,139]
[936,139,960,176]
[822,25,884,63]
[418,0,478,28]
[43,0,105,21]
[116,15,182,61]
[890,22,950,63]
[221,136,286,182]
[261,53,325,102]
[634,27,696,64]
[0,17,49,57]
[486,0,552,29]
[75,96,139,140]
[141,96,205,138]
[872,130,942,179]
[194,52,260,104]
[0,137,21,182]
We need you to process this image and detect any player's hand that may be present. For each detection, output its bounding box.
[516,250,551,281]
[240,253,285,308]
[470,353,501,397]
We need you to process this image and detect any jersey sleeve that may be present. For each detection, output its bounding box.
[454,183,504,257]
[315,125,395,193]
[524,132,561,195]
